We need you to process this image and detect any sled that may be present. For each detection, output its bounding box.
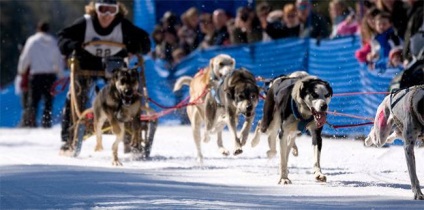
[67,40,157,159]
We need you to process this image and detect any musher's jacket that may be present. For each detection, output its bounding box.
[57,14,150,71]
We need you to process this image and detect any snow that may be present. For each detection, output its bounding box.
[1,125,423,209]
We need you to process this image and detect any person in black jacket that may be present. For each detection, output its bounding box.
[58,0,151,152]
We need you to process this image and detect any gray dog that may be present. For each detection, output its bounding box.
[365,86,424,200]
[93,68,142,166]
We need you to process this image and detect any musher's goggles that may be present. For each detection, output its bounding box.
[95,3,119,16]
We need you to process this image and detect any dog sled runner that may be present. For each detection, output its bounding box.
[67,40,157,159]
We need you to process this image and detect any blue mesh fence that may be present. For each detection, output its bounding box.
[0,36,401,138]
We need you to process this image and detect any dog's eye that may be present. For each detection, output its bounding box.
[120,79,126,84]
[311,92,319,98]
[219,62,223,66]
[325,93,331,98]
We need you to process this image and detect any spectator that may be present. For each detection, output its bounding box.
[355,7,380,63]
[14,41,31,127]
[265,4,301,39]
[329,0,351,38]
[296,0,330,39]
[212,9,231,46]
[402,0,423,65]
[172,47,186,67]
[151,25,164,59]
[388,47,403,68]
[17,21,64,128]
[367,12,403,68]
[255,2,272,41]
[355,0,375,22]
[334,12,359,37]
[231,6,262,44]
[198,13,215,49]
[178,7,203,54]
[161,11,181,32]
[57,0,151,152]
[159,27,179,65]
[375,0,408,39]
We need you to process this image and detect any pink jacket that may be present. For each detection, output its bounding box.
[355,42,371,63]
[337,20,359,37]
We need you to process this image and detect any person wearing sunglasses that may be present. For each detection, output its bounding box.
[295,0,330,39]
[57,0,151,153]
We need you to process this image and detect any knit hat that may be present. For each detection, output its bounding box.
[389,47,402,61]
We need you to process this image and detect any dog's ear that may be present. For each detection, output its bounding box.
[111,68,121,81]
[225,86,235,100]
[298,79,308,99]
[129,68,139,79]
[323,81,333,97]
[209,57,215,72]
[231,58,236,69]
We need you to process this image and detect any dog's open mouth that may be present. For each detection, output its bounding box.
[312,108,327,128]
[121,94,134,106]
[244,112,253,118]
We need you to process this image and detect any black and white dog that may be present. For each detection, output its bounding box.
[365,86,424,200]
[251,73,333,184]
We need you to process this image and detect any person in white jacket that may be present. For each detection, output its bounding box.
[17,21,64,128]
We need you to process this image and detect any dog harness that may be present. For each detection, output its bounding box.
[389,85,424,131]
[291,98,314,133]
[210,70,235,106]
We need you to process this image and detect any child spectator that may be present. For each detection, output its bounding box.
[375,0,408,39]
[355,7,380,63]
[367,12,403,67]
[388,47,403,68]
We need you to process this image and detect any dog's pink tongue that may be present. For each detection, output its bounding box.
[315,113,327,128]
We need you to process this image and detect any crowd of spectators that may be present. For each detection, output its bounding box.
[150,0,336,68]
[150,0,423,72]
[354,0,423,71]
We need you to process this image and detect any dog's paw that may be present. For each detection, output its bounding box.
[130,141,139,148]
[202,135,210,143]
[241,138,247,147]
[291,147,298,157]
[278,178,292,185]
[219,148,230,156]
[414,192,424,200]
[251,135,260,148]
[112,160,123,166]
[266,150,277,159]
[315,173,327,182]
[59,148,74,157]
[233,148,243,156]
[94,144,104,152]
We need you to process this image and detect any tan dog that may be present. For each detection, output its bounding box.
[93,68,142,166]
[173,54,238,162]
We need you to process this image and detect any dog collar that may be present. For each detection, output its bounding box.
[291,98,313,132]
